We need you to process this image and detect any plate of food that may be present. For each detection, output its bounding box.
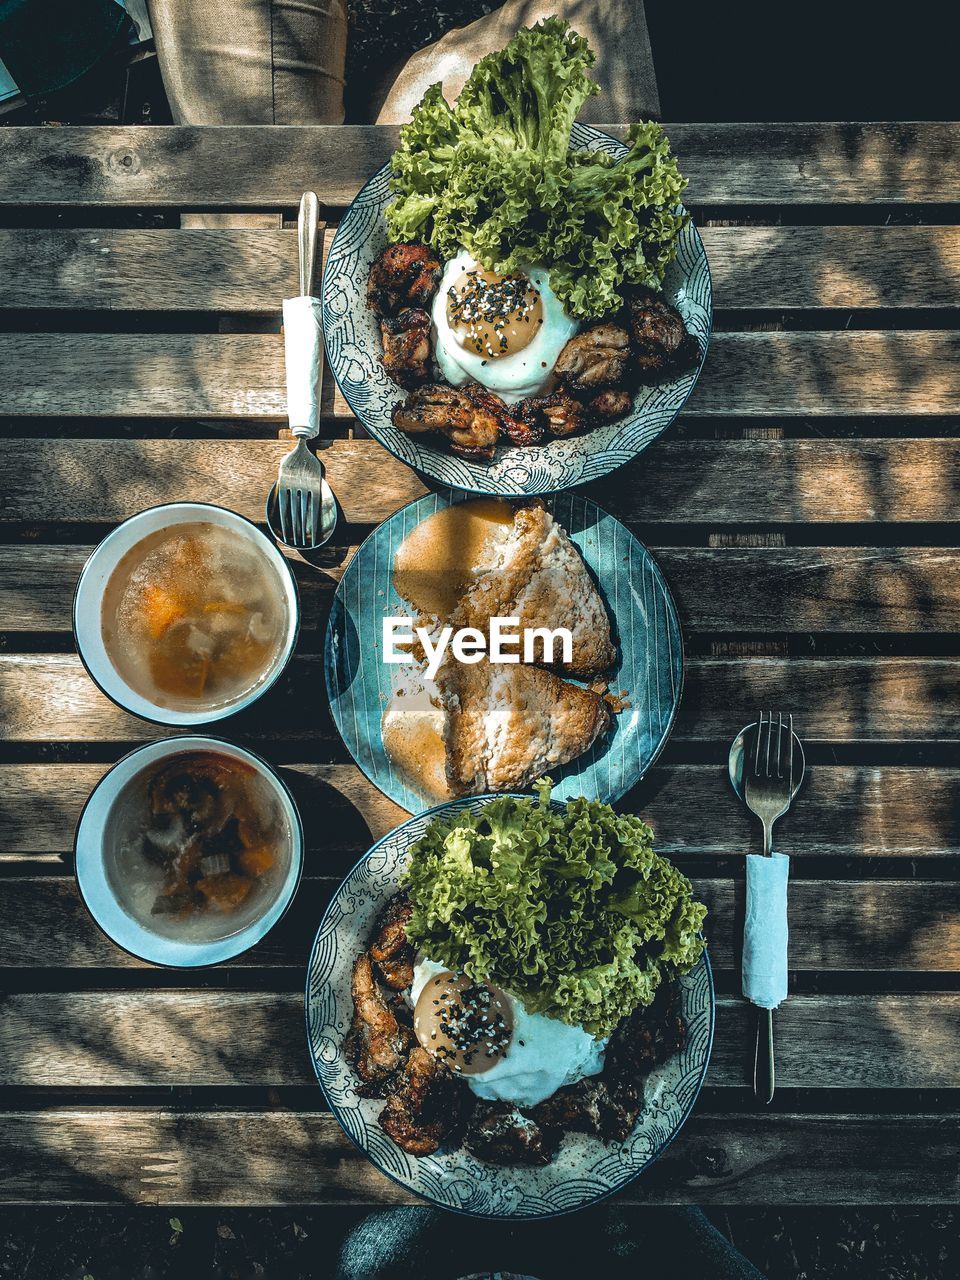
[322,17,711,496]
[305,787,713,1218]
[325,490,683,813]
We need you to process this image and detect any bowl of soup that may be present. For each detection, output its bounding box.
[75,737,303,966]
[73,503,299,725]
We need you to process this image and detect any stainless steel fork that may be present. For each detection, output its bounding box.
[276,192,337,548]
[743,710,795,1104]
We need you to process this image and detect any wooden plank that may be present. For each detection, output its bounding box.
[6,542,960,635]
[0,228,301,312]
[703,224,960,309]
[2,762,956,862]
[0,1109,953,1206]
[0,992,955,1090]
[2,331,959,418]
[2,437,959,528]
[2,877,956,973]
[3,226,958,311]
[0,124,957,207]
[2,654,958,744]
[0,440,424,528]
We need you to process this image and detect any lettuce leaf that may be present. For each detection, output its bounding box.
[386,17,689,321]
[401,782,707,1038]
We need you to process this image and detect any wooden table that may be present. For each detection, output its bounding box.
[0,123,958,1210]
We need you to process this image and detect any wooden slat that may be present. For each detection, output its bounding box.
[1,124,957,207]
[704,224,960,309]
[1,761,956,861]
[2,877,956,972]
[2,437,959,528]
[3,225,958,311]
[2,762,956,862]
[2,653,957,744]
[6,542,960,635]
[0,228,301,311]
[2,331,959,417]
[1,991,955,1090]
[0,1109,953,1206]
[1,1109,954,1206]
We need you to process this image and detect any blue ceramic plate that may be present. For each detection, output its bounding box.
[324,491,683,814]
[322,121,712,497]
[305,796,715,1219]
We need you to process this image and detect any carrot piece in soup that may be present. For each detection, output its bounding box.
[236,846,275,877]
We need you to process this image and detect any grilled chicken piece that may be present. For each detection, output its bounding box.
[554,323,632,392]
[369,893,415,991]
[518,389,585,439]
[530,1078,641,1145]
[438,658,611,795]
[344,953,411,1095]
[587,388,633,422]
[378,1047,472,1156]
[603,982,686,1089]
[465,384,546,446]
[464,1101,561,1166]
[380,308,432,388]
[448,501,617,679]
[367,243,442,317]
[391,384,499,460]
[626,287,700,381]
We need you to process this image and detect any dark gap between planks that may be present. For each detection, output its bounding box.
[0,1086,955,1116]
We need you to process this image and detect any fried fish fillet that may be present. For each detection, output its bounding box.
[448,502,616,680]
[437,658,610,795]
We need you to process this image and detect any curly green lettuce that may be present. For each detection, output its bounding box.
[401,782,707,1038]
[386,16,689,320]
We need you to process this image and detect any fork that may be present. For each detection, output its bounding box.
[743,710,794,1104]
[277,192,334,547]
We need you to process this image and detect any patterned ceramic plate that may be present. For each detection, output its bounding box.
[305,795,715,1219]
[322,121,712,497]
[324,490,683,814]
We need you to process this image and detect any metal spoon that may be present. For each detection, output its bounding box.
[728,718,805,1103]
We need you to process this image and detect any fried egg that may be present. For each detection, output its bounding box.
[411,957,606,1107]
[432,250,578,403]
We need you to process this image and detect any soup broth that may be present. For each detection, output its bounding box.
[101,521,288,711]
[104,750,291,942]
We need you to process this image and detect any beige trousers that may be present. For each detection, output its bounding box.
[149,0,659,127]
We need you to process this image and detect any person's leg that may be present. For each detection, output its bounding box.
[369,0,660,126]
[147,0,347,124]
[333,1204,767,1280]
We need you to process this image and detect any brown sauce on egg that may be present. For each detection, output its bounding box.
[414,970,513,1075]
[392,498,514,618]
[446,268,543,359]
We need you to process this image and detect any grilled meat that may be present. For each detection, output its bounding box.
[518,389,585,439]
[587,389,633,422]
[344,953,413,1095]
[554,323,632,392]
[379,308,432,388]
[367,242,442,317]
[603,981,686,1088]
[463,383,545,447]
[391,383,500,460]
[369,893,415,991]
[626,287,700,381]
[378,1047,473,1156]
[530,1078,641,1145]
[464,1101,561,1167]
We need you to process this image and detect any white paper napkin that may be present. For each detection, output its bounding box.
[742,851,789,1009]
[282,295,324,439]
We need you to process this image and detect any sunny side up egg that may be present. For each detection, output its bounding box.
[431,250,579,403]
